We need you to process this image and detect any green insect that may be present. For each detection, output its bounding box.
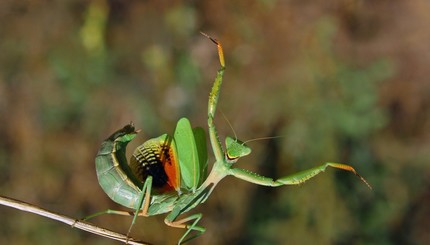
[90,32,372,244]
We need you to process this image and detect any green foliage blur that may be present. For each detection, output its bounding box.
[1,1,429,245]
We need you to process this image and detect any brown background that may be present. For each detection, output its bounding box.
[0,1,429,244]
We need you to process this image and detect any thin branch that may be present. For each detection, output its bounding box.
[0,195,151,245]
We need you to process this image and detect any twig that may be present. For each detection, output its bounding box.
[0,195,151,245]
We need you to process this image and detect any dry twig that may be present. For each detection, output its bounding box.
[0,195,151,245]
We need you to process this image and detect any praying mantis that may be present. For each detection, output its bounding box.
[91,32,372,244]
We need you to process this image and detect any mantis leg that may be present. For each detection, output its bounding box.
[203,32,226,163]
[229,162,372,189]
[163,186,212,245]
[164,212,205,245]
[81,209,134,220]
[82,176,154,237]
[126,176,153,236]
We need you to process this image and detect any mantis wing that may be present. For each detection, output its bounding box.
[193,127,208,186]
[174,117,207,192]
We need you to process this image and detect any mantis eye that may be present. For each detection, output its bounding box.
[225,136,252,161]
[130,135,180,193]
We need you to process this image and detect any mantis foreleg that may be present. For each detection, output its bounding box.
[229,162,372,189]
[203,32,226,163]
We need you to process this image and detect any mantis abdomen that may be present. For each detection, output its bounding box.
[95,124,181,211]
[95,124,142,210]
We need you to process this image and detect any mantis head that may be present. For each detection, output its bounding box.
[225,136,252,163]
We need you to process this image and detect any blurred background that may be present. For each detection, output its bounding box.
[0,1,429,245]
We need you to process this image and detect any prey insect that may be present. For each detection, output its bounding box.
[90,32,372,244]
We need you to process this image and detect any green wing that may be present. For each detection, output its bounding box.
[174,117,207,192]
[193,126,208,186]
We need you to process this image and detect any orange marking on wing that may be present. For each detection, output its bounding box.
[161,146,181,192]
